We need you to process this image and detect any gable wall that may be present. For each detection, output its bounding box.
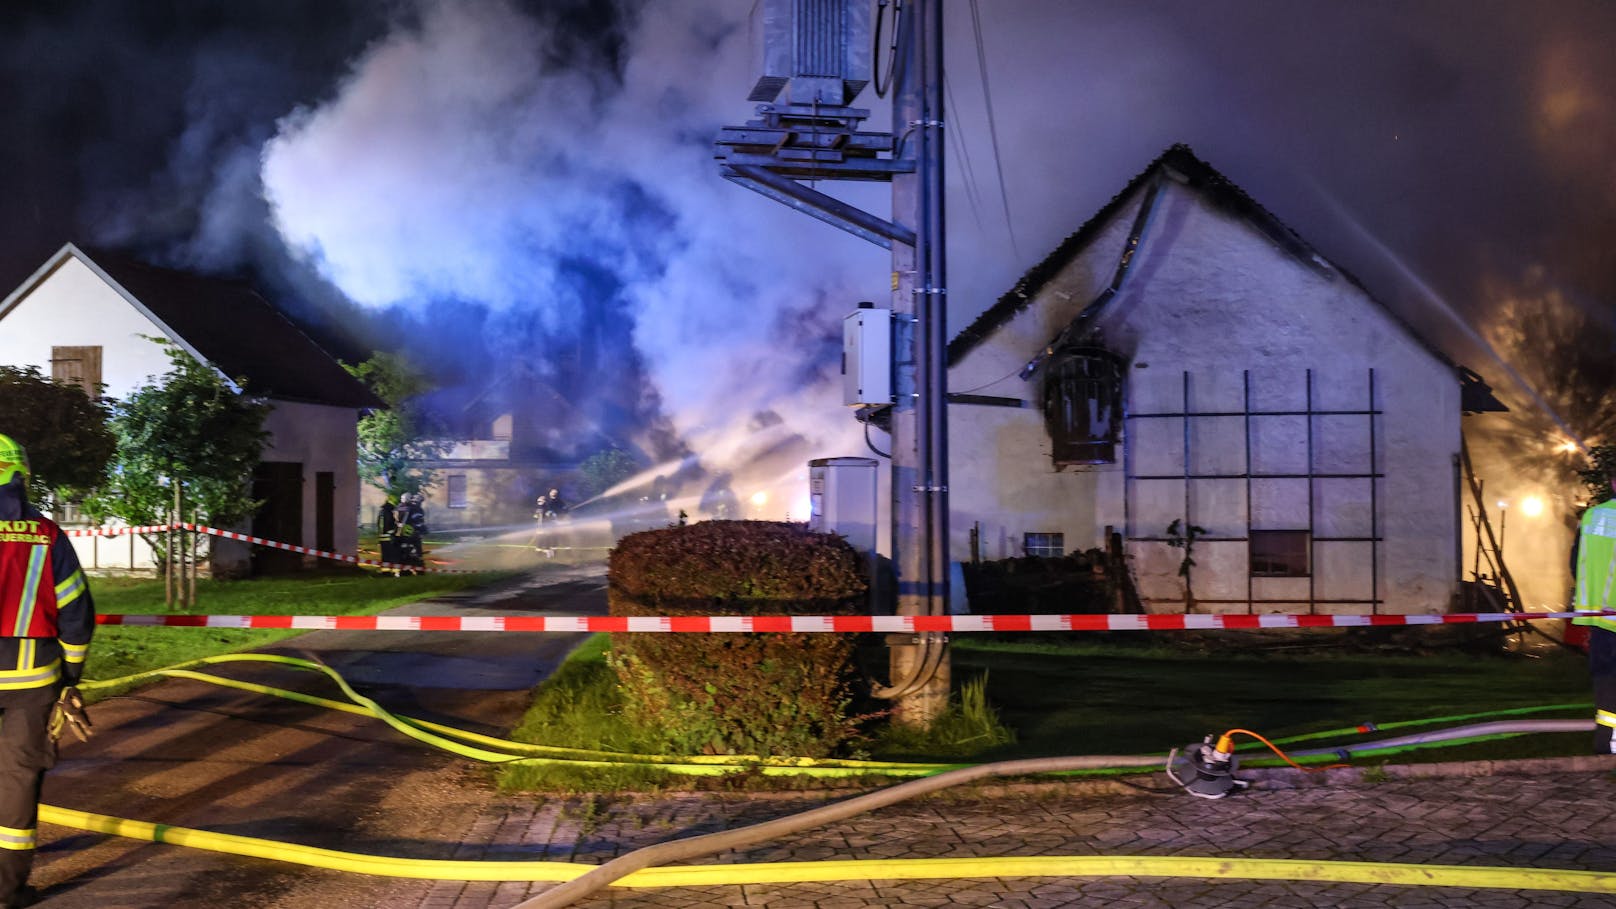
[0,255,176,397]
[948,181,1460,613]
[1105,183,1459,614]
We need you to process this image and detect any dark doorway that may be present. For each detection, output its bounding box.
[252,461,304,574]
[315,472,335,553]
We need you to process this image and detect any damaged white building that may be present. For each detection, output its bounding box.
[945,146,1504,614]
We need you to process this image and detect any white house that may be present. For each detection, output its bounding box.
[945,146,1504,615]
[0,243,381,574]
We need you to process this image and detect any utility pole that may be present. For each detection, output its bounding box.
[716,0,950,724]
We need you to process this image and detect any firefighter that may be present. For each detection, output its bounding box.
[535,488,566,558]
[1573,471,1616,755]
[0,434,94,907]
[377,496,400,566]
[397,492,428,572]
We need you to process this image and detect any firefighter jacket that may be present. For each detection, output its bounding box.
[0,508,93,689]
[399,505,426,538]
[1573,499,1616,633]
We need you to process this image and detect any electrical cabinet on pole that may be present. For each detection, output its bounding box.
[716,0,950,725]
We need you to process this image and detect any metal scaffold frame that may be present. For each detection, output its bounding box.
[1124,368,1384,613]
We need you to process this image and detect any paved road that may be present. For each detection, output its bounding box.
[424,762,1616,909]
[34,565,607,909]
[30,565,1616,909]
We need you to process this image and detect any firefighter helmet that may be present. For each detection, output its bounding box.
[0,434,28,487]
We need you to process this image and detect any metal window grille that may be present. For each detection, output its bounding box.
[1124,369,1382,612]
[1024,532,1065,558]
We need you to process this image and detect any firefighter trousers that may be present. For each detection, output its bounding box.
[0,684,56,905]
[1592,628,1616,755]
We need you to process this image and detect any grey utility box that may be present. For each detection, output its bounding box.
[809,457,879,558]
[842,305,891,406]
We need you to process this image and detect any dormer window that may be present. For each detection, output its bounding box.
[1042,347,1124,466]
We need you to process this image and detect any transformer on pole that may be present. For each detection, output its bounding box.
[716,0,950,725]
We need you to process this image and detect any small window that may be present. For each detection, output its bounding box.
[51,346,103,397]
[447,474,469,509]
[1024,532,1065,558]
[1250,530,1310,577]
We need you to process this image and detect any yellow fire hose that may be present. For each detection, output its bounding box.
[37,804,1616,896]
[44,655,1616,902]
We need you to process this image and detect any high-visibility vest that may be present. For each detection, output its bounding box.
[0,516,77,638]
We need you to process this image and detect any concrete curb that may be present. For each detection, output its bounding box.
[879,753,1616,802]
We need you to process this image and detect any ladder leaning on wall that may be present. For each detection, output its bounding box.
[1458,439,1526,624]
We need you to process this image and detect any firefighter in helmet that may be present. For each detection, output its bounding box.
[396,492,428,572]
[1573,469,1616,754]
[0,434,95,906]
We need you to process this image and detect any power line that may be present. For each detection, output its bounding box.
[944,75,987,231]
[968,0,1021,262]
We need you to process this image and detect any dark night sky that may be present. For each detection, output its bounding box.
[3,0,1615,482]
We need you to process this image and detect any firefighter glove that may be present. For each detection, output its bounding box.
[49,686,93,743]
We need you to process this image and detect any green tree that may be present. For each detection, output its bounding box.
[579,446,640,498]
[86,343,270,531]
[0,365,116,509]
[344,352,444,498]
[1578,445,1616,506]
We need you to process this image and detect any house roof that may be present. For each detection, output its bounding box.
[945,144,1507,413]
[4,243,382,410]
[949,145,1335,365]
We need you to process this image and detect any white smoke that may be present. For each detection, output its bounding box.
[261,0,884,508]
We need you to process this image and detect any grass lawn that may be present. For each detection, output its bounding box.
[84,569,514,682]
[499,629,1597,791]
[944,635,1593,764]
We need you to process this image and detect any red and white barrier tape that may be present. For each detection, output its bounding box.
[65,524,175,538]
[178,523,479,574]
[66,521,475,573]
[95,610,1608,632]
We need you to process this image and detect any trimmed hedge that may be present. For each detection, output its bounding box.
[608,521,869,757]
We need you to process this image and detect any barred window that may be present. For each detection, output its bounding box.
[1250,530,1310,577]
[1024,532,1065,558]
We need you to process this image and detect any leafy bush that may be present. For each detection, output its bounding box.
[607,521,869,758]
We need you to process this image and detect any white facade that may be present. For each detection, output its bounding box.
[0,254,177,398]
[949,167,1463,614]
[0,245,365,573]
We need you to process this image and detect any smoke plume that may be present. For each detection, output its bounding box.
[260,0,882,501]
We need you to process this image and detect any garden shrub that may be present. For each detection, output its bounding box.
[608,520,869,758]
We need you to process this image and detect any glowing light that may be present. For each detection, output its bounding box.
[794,495,813,521]
[749,491,769,508]
[1497,500,1509,510]
[1557,440,1581,454]
[1521,496,1544,517]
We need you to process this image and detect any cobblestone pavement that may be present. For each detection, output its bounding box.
[414,761,1616,909]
